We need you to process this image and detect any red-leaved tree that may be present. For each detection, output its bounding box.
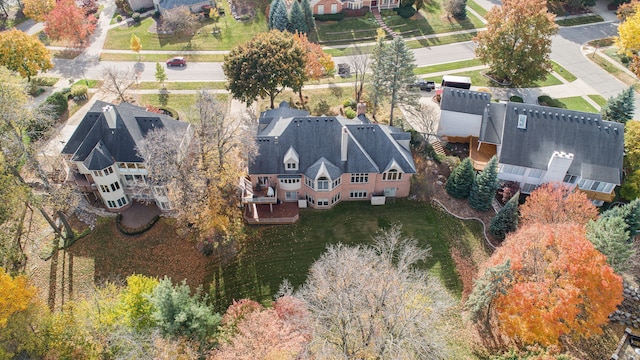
[212,296,311,360]
[44,0,97,47]
[485,223,623,346]
[519,183,598,226]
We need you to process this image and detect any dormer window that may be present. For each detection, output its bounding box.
[382,159,404,181]
[283,146,299,171]
[317,176,330,191]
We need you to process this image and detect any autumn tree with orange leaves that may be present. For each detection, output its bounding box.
[44,0,97,47]
[519,183,598,226]
[468,224,622,347]
[293,33,334,105]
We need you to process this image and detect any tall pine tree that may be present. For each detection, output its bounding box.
[489,191,519,241]
[601,86,636,123]
[288,0,307,34]
[586,216,634,273]
[599,198,640,236]
[469,156,499,211]
[301,0,315,32]
[370,36,418,127]
[269,0,289,31]
[445,157,475,199]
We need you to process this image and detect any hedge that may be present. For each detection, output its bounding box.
[314,12,345,21]
[116,213,161,235]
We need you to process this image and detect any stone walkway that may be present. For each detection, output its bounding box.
[371,8,398,39]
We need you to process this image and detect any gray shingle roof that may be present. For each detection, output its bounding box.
[62,101,191,168]
[440,87,491,115]
[479,102,506,145]
[249,105,416,177]
[499,103,624,184]
[157,0,209,11]
[83,141,114,170]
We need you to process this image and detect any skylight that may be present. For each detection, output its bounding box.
[517,114,527,129]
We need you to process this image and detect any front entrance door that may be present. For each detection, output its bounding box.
[371,0,377,7]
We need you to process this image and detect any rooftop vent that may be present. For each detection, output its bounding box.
[517,114,527,129]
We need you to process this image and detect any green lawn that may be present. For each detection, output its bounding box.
[556,14,603,27]
[538,95,599,113]
[138,93,227,121]
[552,61,577,82]
[136,81,227,90]
[207,200,486,312]
[100,53,226,62]
[415,58,484,75]
[590,53,640,92]
[103,4,268,50]
[467,0,488,18]
[588,94,607,107]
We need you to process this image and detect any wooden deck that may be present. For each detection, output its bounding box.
[469,137,497,171]
[244,202,300,225]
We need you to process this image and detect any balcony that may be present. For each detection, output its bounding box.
[244,202,299,224]
[240,178,277,204]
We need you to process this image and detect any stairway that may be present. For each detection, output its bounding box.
[371,8,398,38]
[430,140,446,156]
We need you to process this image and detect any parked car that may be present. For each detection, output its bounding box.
[408,80,436,91]
[166,57,187,67]
[337,63,350,77]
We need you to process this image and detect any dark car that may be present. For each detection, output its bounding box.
[166,57,187,67]
[337,63,351,77]
[408,80,436,91]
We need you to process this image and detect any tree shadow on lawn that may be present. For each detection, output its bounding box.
[66,218,217,296]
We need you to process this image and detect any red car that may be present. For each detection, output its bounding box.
[166,57,186,67]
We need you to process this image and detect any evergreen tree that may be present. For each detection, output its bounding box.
[465,260,512,332]
[469,156,499,211]
[268,0,280,29]
[489,191,520,241]
[445,157,475,199]
[270,0,289,31]
[301,0,315,32]
[601,86,636,123]
[600,198,640,236]
[288,0,307,34]
[586,216,634,273]
[370,36,418,127]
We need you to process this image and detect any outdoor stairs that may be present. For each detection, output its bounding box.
[430,139,446,157]
[372,8,398,38]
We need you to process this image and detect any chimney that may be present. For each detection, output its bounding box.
[541,151,574,183]
[341,126,348,162]
[102,105,117,129]
[357,103,366,116]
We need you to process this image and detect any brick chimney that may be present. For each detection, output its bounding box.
[357,103,366,116]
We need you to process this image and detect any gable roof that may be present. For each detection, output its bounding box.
[62,101,191,168]
[498,103,624,185]
[479,102,506,145]
[249,104,416,177]
[440,87,491,115]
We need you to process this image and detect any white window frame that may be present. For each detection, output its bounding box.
[500,164,526,176]
[330,3,337,13]
[351,173,369,183]
[382,169,402,181]
[317,4,324,14]
[350,190,367,198]
[528,169,543,178]
[285,191,298,201]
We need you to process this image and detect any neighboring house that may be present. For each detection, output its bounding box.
[242,102,416,224]
[61,101,193,212]
[309,0,399,15]
[151,0,212,13]
[437,87,624,205]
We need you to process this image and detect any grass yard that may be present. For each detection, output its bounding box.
[99,53,226,62]
[538,95,599,113]
[136,81,227,90]
[73,79,102,88]
[556,14,603,27]
[590,53,640,92]
[208,200,485,312]
[415,58,484,75]
[552,61,577,82]
[103,4,268,51]
[588,94,607,107]
[467,0,488,17]
[139,93,199,121]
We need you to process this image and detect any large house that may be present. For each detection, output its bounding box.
[309,0,399,15]
[61,101,193,211]
[242,102,416,224]
[437,87,624,205]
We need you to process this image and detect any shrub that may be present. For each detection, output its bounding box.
[313,12,345,21]
[132,12,141,22]
[343,99,356,109]
[44,92,68,118]
[395,6,415,18]
[71,84,88,99]
[509,95,523,103]
[345,108,356,119]
[153,10,160,18]
[313,100,332,116]
[29,87,45,97]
